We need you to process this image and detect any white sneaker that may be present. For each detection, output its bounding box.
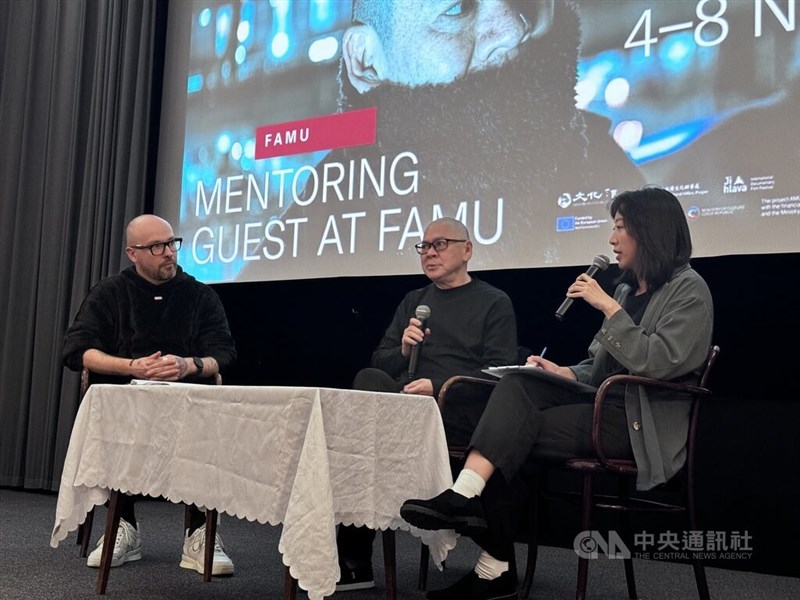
[179,524,234,576]
[86,518,142,568]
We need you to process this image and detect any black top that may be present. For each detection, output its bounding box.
[63,266,236,378]
[371,277,518,396]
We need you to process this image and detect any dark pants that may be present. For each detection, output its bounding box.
[468,372,633,561]
[117,495,206,534]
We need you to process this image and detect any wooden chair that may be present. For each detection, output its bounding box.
[418,346,719,600]
[522,345,719,600]
[74,367,222,590]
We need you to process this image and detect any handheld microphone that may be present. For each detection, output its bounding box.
[407,305,431,381]
[555,255,610,321]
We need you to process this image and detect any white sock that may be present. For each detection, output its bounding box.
[474,550,509,580]
[451,469,486,498]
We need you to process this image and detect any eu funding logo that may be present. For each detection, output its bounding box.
[556,216,575,232]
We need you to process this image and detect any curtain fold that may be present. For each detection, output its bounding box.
[0,0,160,489]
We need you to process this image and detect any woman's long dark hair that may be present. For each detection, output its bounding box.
[610,186,692,292]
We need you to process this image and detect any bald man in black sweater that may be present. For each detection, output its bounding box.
[336,217,519,591]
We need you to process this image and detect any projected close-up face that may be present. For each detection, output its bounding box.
[345,0,555,89]
[381,0,531,86]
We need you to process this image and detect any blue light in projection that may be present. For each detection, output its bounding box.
[235,45,247,65]
[187,73,203,94]
[577,50,625,109]
[216,133,232,154]
[659,31,695,73]
[308,36,339,63]
[198,8,212,28]
[272,32,290,58]
[238,1,254,44]
[627,117,717,164]
[310,0,335,30]
[215,6,232,58]
[270,0,292,60]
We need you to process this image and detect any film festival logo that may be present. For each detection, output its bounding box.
[723,175,748,194]
[574,530,754,561]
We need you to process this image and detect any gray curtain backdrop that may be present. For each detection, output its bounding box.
[0,0,160,489]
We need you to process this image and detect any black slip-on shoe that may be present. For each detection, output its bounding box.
[400,489,487,534]
[426,569,518,600]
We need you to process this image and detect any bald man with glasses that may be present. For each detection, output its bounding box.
[335,217,519,591]
[62,214,237,576]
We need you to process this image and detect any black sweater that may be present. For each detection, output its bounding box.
[63,266,236,374]
[371,277,518,396]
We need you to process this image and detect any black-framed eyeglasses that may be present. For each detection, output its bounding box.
[414,238,467,254]
[130,237,183,256]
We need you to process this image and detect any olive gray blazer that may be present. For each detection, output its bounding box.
[570,265,714,490]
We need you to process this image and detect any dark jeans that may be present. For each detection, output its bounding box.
[116,494,206,534]
[468,372,633,561]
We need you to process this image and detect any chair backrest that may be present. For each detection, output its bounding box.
[698,345,720,389]
[80,367,91,399]
[686,345,720,465]
[583,344,720,475]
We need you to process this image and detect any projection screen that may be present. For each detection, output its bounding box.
[155,0,800,284]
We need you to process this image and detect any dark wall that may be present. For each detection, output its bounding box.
[213,252,800,577]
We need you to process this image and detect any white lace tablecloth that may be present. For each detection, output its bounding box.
[50,383,457,599]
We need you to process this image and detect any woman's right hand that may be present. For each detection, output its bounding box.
[526,355,576,380]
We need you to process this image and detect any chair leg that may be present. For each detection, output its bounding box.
[382,529,397,600]
[621,539,637,599]
[95,491,122,595]
[520,486,541,599]
[283,566,298,600]
[686,475,710,600]
[418,541,430,590]
[203,509,218,582]
[618,479,638,600]
[575,473,593,600]
[622,558,638,600]
[78,507,95,557]
[691,556,710,600]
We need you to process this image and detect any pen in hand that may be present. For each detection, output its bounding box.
[535,346,548,368]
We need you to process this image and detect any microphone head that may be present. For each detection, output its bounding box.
[592,255,611,271]
[415,305,431,321]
